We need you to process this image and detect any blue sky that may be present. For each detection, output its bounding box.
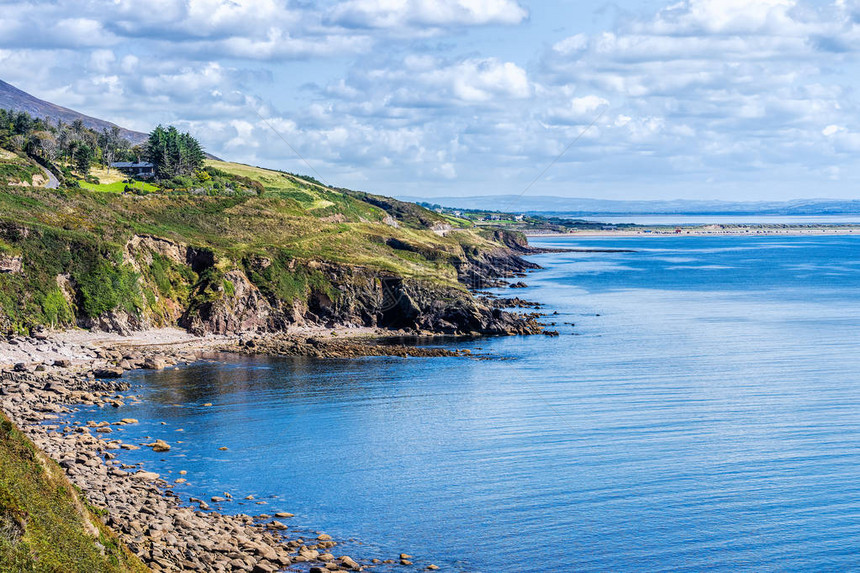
[2,0,859,201]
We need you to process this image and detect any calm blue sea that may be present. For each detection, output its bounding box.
[71,235,860,572]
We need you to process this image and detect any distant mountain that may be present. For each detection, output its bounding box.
[401,195,860,216]
[0,78,148,144]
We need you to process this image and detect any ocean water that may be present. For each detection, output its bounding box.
[71,235,860,571]
[571,214,860,225]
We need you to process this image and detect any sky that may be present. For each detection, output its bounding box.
[2,0,860,201]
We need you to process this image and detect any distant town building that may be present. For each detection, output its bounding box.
[110,161,155,178]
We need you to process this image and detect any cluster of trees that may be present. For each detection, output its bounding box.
[0,109,139,174]
[144,125,205,179]
[1,110,209,188]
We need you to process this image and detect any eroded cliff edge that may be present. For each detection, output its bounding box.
[0,183,545,338]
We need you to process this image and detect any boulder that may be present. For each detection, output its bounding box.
[93,367,124,379]
[143,357,167,370]
[339,556,361,570]
[147,439,171,452]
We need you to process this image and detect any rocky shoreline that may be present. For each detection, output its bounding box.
[0,328,522,571]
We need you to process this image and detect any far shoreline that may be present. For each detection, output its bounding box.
[525,224,860,238]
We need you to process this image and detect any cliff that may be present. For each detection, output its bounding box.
[0,160,542,337]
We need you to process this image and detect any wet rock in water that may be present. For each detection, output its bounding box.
[121,418,139,424]
[339,555,361,570]
[509,281,528,288]
[131,471,161,481]
[274,512,293,518]
[317,534,332,541]
[147,440,171,452]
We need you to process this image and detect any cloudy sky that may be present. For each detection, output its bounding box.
[2,0,860,201]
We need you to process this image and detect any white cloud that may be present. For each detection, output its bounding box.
[650,0,801,35]
[823,124,845,136]
[328,0,528,29]
[4,0,860,199]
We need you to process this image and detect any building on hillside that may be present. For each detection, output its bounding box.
[110,161,154,178]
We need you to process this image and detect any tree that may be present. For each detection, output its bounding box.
[144,125,205,179]
[74,143,94,174]
[99,126,127,171]
[27,130,58,161]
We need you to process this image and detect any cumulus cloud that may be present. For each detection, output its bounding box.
[328,0,528,29]
[533,0,860,189]
[4,0,860,198]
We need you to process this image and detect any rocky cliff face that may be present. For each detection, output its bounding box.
[180,269,273,335]
[0,225,543,337]
[120,234,542,337]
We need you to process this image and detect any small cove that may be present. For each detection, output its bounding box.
[68,235,860,572]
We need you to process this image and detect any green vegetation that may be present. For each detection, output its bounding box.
[0,412,148,572]
[0,155,511,334]
[144,125,205,180]
[416,201,635,233]
[77,180,159,194]
[0,159,40,186]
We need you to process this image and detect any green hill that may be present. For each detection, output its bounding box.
[0,154,537,336]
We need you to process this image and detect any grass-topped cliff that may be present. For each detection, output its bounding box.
[0,411,147,572]
[0,156,538,336]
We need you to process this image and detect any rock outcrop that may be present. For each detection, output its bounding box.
[180,270,273,336]
[0,254,22,274]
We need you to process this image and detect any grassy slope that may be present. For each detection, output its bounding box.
[1,159,494,277]
[0,412,148,572]
[0,151,41,187]
[0,159,505,331]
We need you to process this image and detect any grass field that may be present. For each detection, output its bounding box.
[78,179,159,193]
[86,165,127,185]
[206,160,336,210]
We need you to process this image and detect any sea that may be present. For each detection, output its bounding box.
[69,234,860,572]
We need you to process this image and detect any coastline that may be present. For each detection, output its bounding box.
[525,224,860,238]
[0,326,510,572]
